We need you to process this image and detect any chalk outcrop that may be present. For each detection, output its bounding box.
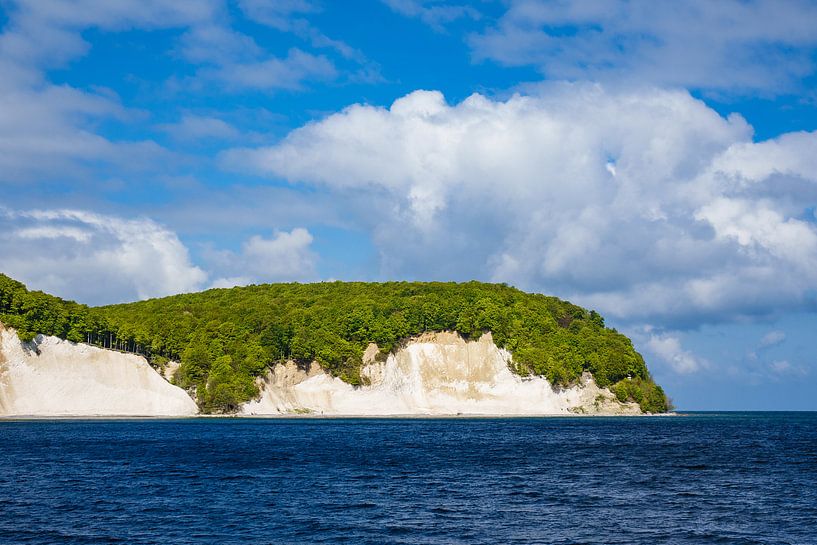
[0,323,198,417]
[0,324,638,417]
[242,332,640,416]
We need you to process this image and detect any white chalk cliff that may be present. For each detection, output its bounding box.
[242,332,640,416]
[0,323,639,417]
[0,323,198,417]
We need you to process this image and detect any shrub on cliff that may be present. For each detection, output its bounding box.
[611,378,669,413]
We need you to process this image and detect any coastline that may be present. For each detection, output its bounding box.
[2,325,652,418]
[0,411,680,420]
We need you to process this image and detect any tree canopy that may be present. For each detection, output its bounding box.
[0,274,668,413]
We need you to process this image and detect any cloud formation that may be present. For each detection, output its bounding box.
[200,48,337,92]
[382,0,480,31]
[0,208,318,305]
[0,2,215,184]
[178,22,338,92]
[0,0,357,185]
[0,209,207,304]
[207,228,318,288]
[239,0,364,61]
[645,333,705,374]
[158,114,241,142]
[759,330,787,349]
[768,360,808,377]
[469,0,817,93]
[224,84,817,326]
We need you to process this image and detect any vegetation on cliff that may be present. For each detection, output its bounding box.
[0,273,668,413]
[0,275,106,344]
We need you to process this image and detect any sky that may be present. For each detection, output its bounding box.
[1,0,817,410]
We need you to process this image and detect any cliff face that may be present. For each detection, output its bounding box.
[242,332,640,416]
[0,323,640,417]
[0,323,198,417]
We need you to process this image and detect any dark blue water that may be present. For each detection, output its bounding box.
[1,414,816,544]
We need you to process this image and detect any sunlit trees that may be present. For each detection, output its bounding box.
[0,273,668,413]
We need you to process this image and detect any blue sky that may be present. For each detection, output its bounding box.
[2,0,817,410]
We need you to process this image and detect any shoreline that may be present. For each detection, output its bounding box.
[0,412,681,420]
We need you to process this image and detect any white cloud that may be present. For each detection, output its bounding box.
[0,207,318,304]
[770,360,791,374]
[243,228,316,276]
[238,0,364,61]
[207,228,317,287]
[209,276,254,290]
[177,18,339,92]
[0,2,215,184]
[468,0,817,93]
[13,225,92,243]
[0,72,174,183]
[382,0,481,31]
[646,333,705,374]
[0,209,207,304]
[0,0,342,184]
[0,1,217,70]
[158,114,240,141]
[769,360,808,377]
[238,0,318,27]
[223,84,817,326]
[202,48,337,91]
[760,330,787,349]
[177,22,263,66]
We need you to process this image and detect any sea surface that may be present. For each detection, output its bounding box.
[0,413,815,544]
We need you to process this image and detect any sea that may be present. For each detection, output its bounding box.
[0,413,815,544]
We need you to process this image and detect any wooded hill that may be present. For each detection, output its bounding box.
[0,273,668,413]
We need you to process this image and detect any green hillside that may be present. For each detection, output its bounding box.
[0,273,668,413]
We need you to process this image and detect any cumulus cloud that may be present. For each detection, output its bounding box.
[243,228,315,276]
[207,228,317,288]
[0,208,319,304]
[223,84,817,326]
[645,333,706,374]
[0,209,207,304]
[468,0,817,93]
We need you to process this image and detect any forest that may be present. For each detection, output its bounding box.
[0,273,668,413]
